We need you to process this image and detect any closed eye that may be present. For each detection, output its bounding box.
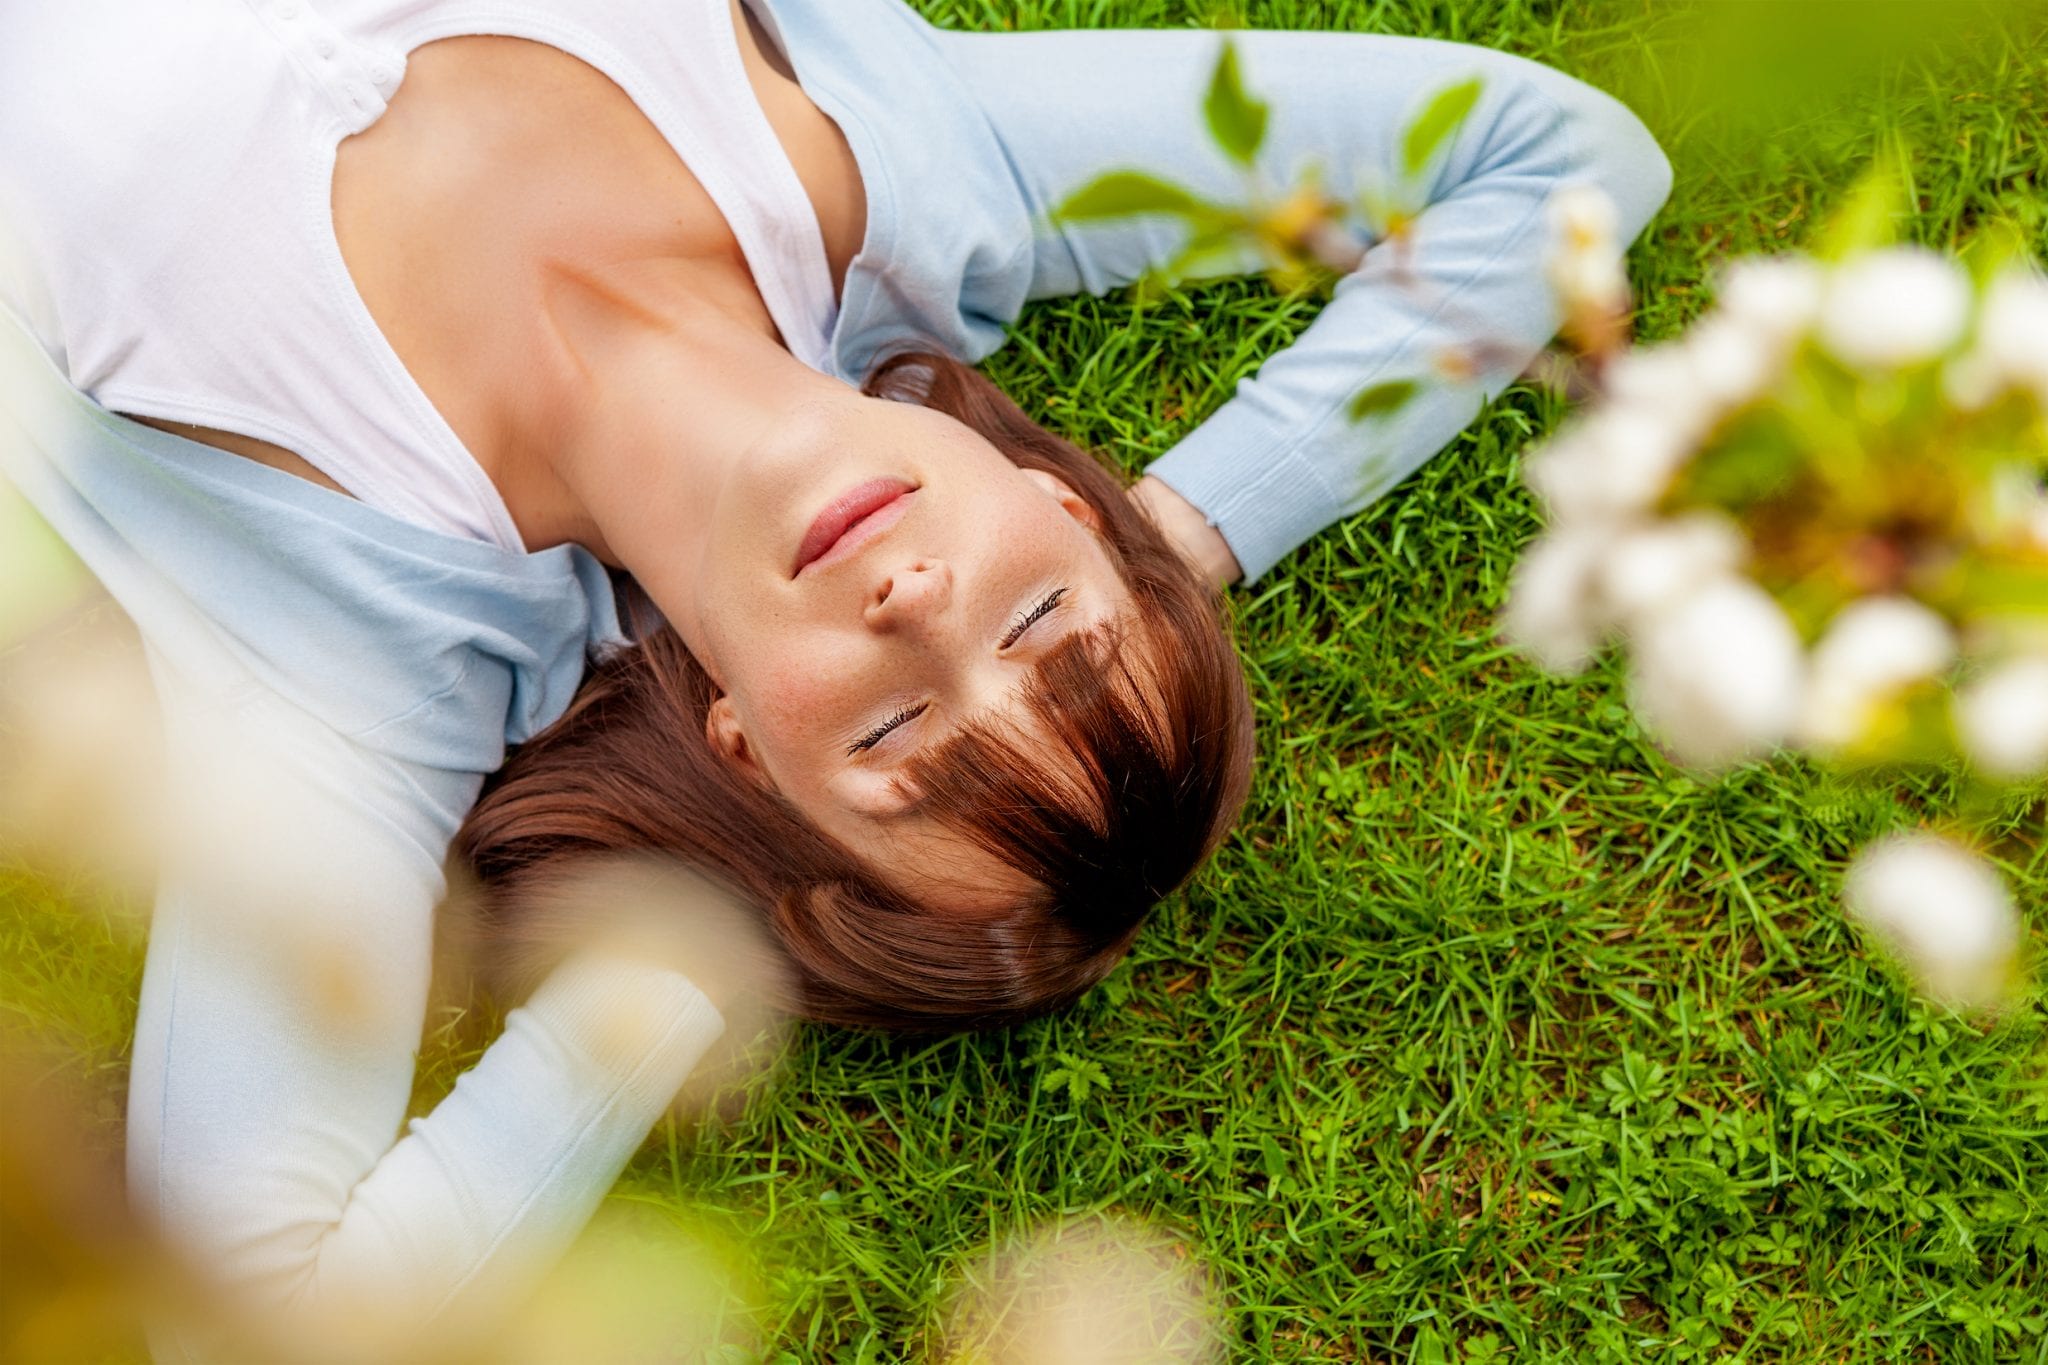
[1001,587,1068,649]
[847,701,929,755]
[847,588,1069,757]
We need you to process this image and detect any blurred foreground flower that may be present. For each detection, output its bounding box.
[0,1047,211,1363]
[1505,235,2047,777]
[1844,834,2021,1010]
[939,1214,1221,1365]
[473,1203,762,1365]
[0,598,164,902]
[1955,655,2048,780]
[454,854,796,1126]
[1547,184,1630,359]
[1503,185,2046,1007]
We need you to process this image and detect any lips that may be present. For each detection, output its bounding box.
[792,477,917,577]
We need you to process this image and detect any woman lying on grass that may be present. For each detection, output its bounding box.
[0,0,1668,1353]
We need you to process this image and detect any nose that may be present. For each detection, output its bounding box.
[864,559,954,632]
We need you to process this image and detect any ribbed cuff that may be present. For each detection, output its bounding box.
[520,953,728,1115]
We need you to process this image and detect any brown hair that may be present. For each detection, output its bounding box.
[455,351,1254,1030]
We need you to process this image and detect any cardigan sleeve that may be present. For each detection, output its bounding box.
[927,25,1672,581]
[126,652,728,1360]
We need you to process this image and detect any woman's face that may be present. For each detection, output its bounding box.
[671,389,1134,909]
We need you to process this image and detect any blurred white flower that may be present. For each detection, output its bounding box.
[483,1205,761,1365]
[1975,268,2048,397]
[1524,407,1698,522]
[1629,576,1805,769]
[0,605,165,899]
[1603,344,1701,416]
[1681,316,1777,409]
[1550,250,1630,317]
[1816,247,1970,371]
[1973,464,2048,546]
[1714,255,1824,347]
[1844,832,2019,1009]
[1941,353,2003,412]
[1955,654,2048,780]
[1500,525,1617,675]
[1596,511,1747,624]
[1550,184,1619,248]
[1546,186,1629,337]
[944,1215,1221,1365]
[1800,596,1957,753]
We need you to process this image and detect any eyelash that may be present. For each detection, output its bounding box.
[1001,586,1069,649]
[848,702,929,754]
[846,588,1071,754]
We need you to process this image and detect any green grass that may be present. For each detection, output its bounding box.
[5,1,2047,1360]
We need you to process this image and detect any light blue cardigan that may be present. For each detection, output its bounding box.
[0,0,1670,1345]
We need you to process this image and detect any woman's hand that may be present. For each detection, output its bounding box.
[1130,475,1242,589]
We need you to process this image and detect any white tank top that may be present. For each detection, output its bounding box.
[0,0,839,551]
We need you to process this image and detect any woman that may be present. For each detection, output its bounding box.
[0,0,1670,1354]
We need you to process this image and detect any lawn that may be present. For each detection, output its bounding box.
[4,1,2046,1360]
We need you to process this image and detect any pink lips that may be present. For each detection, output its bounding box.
[792,478,917,577]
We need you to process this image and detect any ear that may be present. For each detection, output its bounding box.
[1020,468,1103,533]
[705,694,773,790]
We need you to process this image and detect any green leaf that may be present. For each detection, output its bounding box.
[1040,1053,1110,1107]
[1348,378,1420,423]
[1401,76,1483,179]
[1053,171,1214,224]
[1141,211,1261,295]
[1203,39,1270,166]
[1259,1134,1290,1181]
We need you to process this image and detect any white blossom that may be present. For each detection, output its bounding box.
[1975,268,2048,397]
[1714,255,1824,348]
[1628,576,1805,769]
[1843,833,2019,1008]
[1817,246,1970,371]
[1799,596,1957,753]
[1596,512,1747,624]
[1501,525,1618,674]
[1941,353,2004,411]
[1682,316,1777,409]
[1955,654,2048,780]
[1549,249,1630,318]
[1603,344,1701,415]
[1546,186,1629,320]
[1524,407,1699,522]
[1975,464,2048,545]
[1549,184,1620,248]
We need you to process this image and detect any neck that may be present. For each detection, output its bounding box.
[504,254,849,575]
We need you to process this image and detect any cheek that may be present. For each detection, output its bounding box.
[752,658,847,730]
[725,632,877,771]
